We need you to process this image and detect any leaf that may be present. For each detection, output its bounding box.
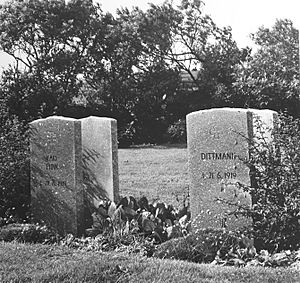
[142,218,156,233]
[97,205,108,218]
[112,205,123,225]
[123,220,130,235]
[227,258,245,266]
[118,197,129,208]
[92,212,105,230]
[107,201,117,219]
[138,196,149,210]
[123,206,137,220]
[129,196,138,210]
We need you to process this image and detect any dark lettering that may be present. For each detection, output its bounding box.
[45,155,58,162]
[46,163,59,170]
[216,153,222,159]
[200,152,240,161]
[52,180,66,186]
[226,153,233,159]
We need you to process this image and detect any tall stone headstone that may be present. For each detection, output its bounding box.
[187,108,277,230]
[30,116,119,236]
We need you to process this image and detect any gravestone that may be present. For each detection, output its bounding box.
[30,116,119,236]
[186,108,277,229]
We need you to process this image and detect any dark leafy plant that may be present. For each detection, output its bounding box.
[0,99,30,224]
[233,114,300,252]
[86,196,191,244]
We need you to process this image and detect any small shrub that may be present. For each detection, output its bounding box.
[230,114,300,252]
[0,103,30,224]
[166,119,187,143]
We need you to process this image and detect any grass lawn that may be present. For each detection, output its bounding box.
[2,146,299,282]
[119,144,189,208]
[1,242,299,283]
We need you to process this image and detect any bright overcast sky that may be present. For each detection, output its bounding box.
[0,0,299,70]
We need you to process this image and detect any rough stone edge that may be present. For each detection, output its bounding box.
[110,119,119,203]
[74,120,84,237]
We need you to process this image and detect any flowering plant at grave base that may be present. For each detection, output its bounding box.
[85,195,191,246]
[218,114,300,252]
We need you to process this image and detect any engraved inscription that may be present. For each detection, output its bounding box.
[45,155,57,162]
[201,171,237,179]
[45,180,67,187]
[43,154,66,186]
[200,152,243,180]
[200,152,240,160]
[45,155,59,170]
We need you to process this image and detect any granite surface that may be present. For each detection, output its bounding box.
[30,116,118,236]
[187,108,277,229]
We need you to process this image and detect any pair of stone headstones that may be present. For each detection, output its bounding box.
[187,108,278,229]
[30,116,118,236]
[30,107,277,235]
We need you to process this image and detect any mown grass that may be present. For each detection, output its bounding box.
[1,242,299,283]
[2,146,299,282]
[119,144,189,207]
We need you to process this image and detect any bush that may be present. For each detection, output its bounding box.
[0,103,30,224]
[234,114,300,252]
[166,119,187,143]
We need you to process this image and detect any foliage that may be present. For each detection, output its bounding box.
[84,6,181,145]
[227,114,300,252]
[1,0,299,145]
[0,0,103,121]
[154,227,300,267]
[0,96,30,223]
[60,232,156,257]
[166,119,187,143]
[154,228,255,264]
[60,228,300,268]
[250,115,300,251]
[162,0,245,112]
[86,196,191,245]
[0,0,248,144]
[0,223,59,243]
[233,19,300,117]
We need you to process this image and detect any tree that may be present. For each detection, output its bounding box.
[233,19,300,117]
[0,0,247,144]
[137,0,245,113]
[84,5,181,144]
[0,0,106,121]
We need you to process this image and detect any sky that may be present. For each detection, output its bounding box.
[0,0,299,71]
